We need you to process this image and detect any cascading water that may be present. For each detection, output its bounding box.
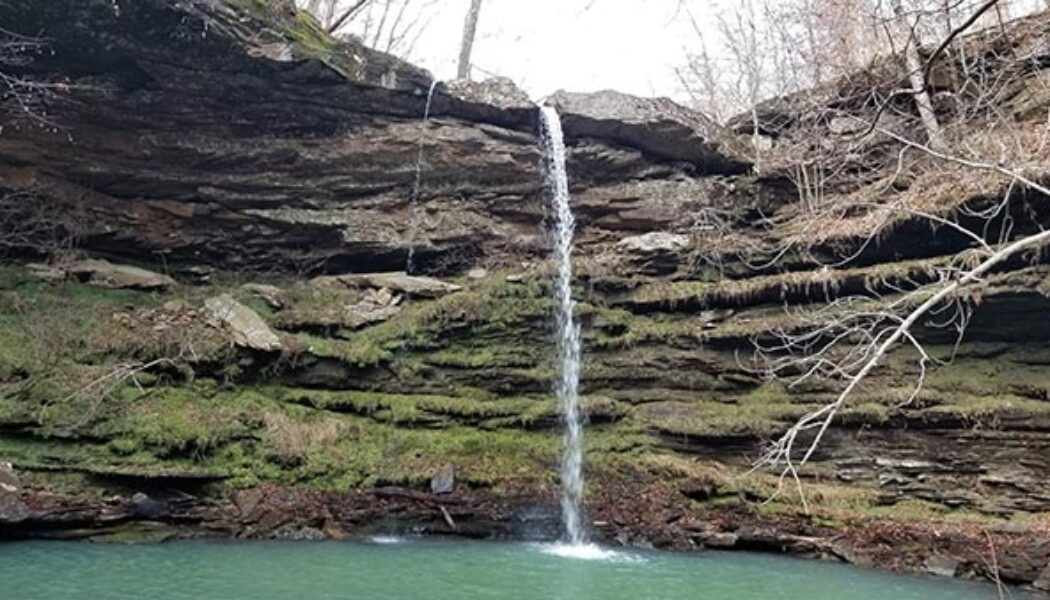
[405,80,440,274]
[539,106,586,546]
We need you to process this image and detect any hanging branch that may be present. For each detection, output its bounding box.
[327,0,371,34]
[753,120,1050,506]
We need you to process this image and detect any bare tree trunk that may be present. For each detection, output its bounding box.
[892,0,947,152]
[457,0,483,80]
[371,0,392,48]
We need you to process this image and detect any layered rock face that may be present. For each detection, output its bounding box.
[2,0,1050,588]
[0,0,751,274]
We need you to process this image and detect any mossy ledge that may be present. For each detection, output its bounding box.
[3,262,1050,535]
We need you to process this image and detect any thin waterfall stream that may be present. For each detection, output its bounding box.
[539,106,587,547]
[406,80,440,274]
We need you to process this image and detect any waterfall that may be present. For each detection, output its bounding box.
[406,80,440,274]
[539,106,586,546]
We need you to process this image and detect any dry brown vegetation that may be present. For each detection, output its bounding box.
[262,410,346,464]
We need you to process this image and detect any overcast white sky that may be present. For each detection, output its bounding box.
[346,0,1048,103]
[399,0,708,102]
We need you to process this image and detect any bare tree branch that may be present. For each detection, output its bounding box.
[327,0,371,34]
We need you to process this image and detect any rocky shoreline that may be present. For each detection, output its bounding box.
[4,470,1050,594]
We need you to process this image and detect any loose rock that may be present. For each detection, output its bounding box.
[0,462,28,523]
[241,283,285,310]
[1034,565,1050,591]
[66,259,176,290]
[204,294,283,352]
[924,555,961,578]
[546,90,751,173]
[343,288,404,329]
[431,465,456,495]
[314,272,462,299]
[617,232,691,255]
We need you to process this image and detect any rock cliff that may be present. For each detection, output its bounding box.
[2,0,1050,590]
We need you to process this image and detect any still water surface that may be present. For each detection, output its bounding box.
[0,538,1020,600]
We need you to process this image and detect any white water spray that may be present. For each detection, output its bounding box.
[406,80,440,274]
[539,106,586,546]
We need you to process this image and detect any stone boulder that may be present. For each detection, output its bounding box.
[129,492,166,520]
[615,232,693,276]
[617,232,691,254]
[314,272,462,299]
[0,462,28,523]
[66,259,176,290]
[241,283,285,310]
[444,77,533,112]
[204,294,283,352]
[25,263,65,282]
[0,461,20,494]
[1034,565,1050,591]
[343,288,404,329]
[430,465,456,495]
[1008,70,1050,121]
[924,555,961,578]
[545,90,751,174]
[441,77,537,129]
[704,532,739,548]
[995,541,1050,583]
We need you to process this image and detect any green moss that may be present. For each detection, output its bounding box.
[0,265,244,387]
[423,345,539,369]
[636,383,806,437]
[0,432,223,482]
[626,256,948,310]
[920,392,1050,418]
[223,0,375,81]
[116,386,265,458]
[288,276,552,369]
[0,279,156,376]
[269,282,359,331]
[271,387,539,426]
[283,9,343,58]
[4,257,1048,534]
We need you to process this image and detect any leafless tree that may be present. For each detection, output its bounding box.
[677,0,1044,120]
[456,0,483,80]
[0,188,65,254]
[1,31,77,256]
[730,0,1050,504]
[297,0,438,59]
[755,175,1050,507]
[0,26,68,134]
[322,0,370,33]
[891,0,948,150]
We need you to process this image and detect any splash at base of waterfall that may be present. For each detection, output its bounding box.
[535,543,642,563]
